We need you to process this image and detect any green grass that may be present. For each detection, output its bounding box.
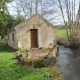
[57,29,70,38]
[0,43,54,80]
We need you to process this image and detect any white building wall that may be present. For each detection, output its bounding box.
[8,31,18,49]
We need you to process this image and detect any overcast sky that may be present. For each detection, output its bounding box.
[7,0,80,25]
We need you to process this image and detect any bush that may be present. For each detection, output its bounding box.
[57,38,69,46]
[43,72,54,78]
[43,58,56,66]
[69,32,80,49]
[34,59,45,68]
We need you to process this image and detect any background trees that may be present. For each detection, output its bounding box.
[0,0,26,39]
[0,0,58,39]
[0,0,80,41]
[57,0,80,49]
[10,0,58,22]
[0,0,12,39]
[0,11,15,39]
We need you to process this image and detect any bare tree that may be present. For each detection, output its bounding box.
[9,0,63,25]
[35,0,38,14]
[58,0,80,48]
[58,0,80,35]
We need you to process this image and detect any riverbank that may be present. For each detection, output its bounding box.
[57,38,69,47]
[57,37,80,56]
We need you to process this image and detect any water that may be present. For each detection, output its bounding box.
[57,45,80,80]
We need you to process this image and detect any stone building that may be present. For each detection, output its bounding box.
[7,14,56,49]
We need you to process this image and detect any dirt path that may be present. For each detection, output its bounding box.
[57,45,80,80]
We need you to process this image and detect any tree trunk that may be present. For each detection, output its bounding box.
[30,0,32,17]
[36,0,38,14]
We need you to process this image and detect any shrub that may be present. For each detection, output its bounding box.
[16,47,29,58]
[43,58,56,66]
[69,32,80,49]
[57,38,69,46]
[34,59,45,68]
[43,72,54,78]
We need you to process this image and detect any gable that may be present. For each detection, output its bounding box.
[11,14,54,31]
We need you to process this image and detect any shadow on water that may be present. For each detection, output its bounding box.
[57,45,80,80]
[0,43,16,53]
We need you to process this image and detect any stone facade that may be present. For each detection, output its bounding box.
[7,14,56,49]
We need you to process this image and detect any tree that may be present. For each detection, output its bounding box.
[0,0,12,14]
[58,0,80,49]
[13,0,33,18]
[0,12,6,39]
[11,0,58,25]
[0,0,14,39]
[0,11,15,39]
[14,14,26,26]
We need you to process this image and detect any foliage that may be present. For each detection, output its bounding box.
[16,48,29,61]
[0,10,25,39]
[69,32,80,49]
[44,72,54,78]
[34,59,45,68]
[0,0,12,14]
[0,0,26,39]
[0,11,15,38]
[18,47,27,53]
[14,14,26,26]
[0,13,6,38]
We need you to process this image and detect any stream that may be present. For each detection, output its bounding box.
[57,45,80,80]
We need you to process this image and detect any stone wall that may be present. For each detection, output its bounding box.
[8,14,56,49]
[16,14,56,49]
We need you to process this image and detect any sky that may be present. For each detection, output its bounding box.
[7,0,80,25]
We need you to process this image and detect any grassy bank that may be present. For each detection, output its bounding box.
[57,29,70,38]
[0,43,63,80]
[56,29,70,46]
